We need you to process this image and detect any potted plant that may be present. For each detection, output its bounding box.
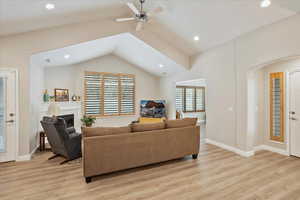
[81,115,96,127]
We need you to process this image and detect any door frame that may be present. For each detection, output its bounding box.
[0,68,19,161]
[287,68,300,156]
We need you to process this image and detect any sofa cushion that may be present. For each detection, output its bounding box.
[139,117,165,124]
[83,126,131,137]
[131,122,165,132]
[165,118,197,129]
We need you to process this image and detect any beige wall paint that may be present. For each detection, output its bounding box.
[0,19,189,156]
[45,54,161,127]
[161,14,300,152]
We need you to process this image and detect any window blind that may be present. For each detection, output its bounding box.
[103,74,119,115]
[84,73,102,115]
[185,88,195,112]
[120,75,135,114]
[176,86,205,113]
[176,87,184,111]
[196,88,205,111]
[84,72,135,116]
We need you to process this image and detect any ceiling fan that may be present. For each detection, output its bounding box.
[115,0,163,31]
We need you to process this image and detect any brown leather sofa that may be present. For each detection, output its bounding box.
[82,118,200,183]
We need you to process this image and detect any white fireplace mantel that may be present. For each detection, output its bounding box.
[40,102,82,132]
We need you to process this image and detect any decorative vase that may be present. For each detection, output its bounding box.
[72,94,77,101]
[43,90,49,102]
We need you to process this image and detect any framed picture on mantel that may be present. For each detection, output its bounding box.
[54,88,69,102]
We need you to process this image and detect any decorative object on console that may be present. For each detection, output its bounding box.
[140,100,166,118]
[54,88,69,102]
[43,89,49,102]
[81,115,96,127]
[47,103,61,117]
[72,94,77,101]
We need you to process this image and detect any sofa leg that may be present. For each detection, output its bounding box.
[192,154,198,159]
[85,177,92,184]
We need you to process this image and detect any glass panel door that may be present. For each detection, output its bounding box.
[0,77,6,152]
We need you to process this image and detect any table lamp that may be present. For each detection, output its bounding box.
[47,103,61,117]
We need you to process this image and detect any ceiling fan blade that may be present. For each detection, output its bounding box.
[115,17,135,22]
[136,22,143,31]
[127,2,140,15]
[148,7,163,17]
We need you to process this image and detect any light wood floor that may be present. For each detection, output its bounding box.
[1,144,300,200]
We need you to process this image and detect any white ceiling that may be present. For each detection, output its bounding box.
[177,79,206,87]
[1,0,299,52]
[31,33,186,77]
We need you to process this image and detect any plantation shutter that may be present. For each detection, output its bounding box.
[84,73,102,115]
[176,87,184,111]
[120,75,135,114]
[176,86,205,113]
[196,88,205,111]
[84,72,135,116]
[103,74,119,115]
[185,88,195,112]
[270,72,284,142]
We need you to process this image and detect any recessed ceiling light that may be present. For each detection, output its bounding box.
[64,54,70,59]
[45,3,55,10]
[159,64,164,68]
[260,0,271,8]
[194,36,200,41]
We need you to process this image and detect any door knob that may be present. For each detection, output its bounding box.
[5,120,14,123]
[290,111,296,115]
[290,117,297,121]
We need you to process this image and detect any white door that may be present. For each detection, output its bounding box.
[0,70,17,162]
[290,71,300,157]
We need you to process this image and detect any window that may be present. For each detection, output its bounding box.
[84,72,135,116]
[176,86,205,112]
[270,72,284,142]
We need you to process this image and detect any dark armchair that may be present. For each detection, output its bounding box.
[40,116,82,164]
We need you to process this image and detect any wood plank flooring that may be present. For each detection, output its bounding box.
[1,144,300,200]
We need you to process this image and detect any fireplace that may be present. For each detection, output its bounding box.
[58,114,74,128]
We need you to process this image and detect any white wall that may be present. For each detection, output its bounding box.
[44,54,161,127]
[29,61,45,153]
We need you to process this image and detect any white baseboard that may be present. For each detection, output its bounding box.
[205,139,254,157]
[254,145,289,156]
[16,145,39,162]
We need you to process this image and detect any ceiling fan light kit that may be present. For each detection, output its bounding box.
[115,0,163,31]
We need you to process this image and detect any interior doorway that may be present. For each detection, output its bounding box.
[0,69,18,162]
[247,57,300,156]
[175,79,206,142]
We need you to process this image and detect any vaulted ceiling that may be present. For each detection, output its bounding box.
[1,0,299,54]
[31,33,186,77]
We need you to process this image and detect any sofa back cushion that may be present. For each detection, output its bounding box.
[139,117,165,124]
[131,122,165,132]
[165,118,197,129]
[83,126,131,137]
